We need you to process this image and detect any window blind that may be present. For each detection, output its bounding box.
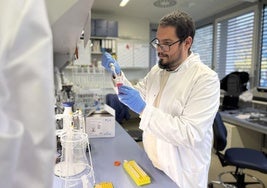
[260,5,267,87]
[191,25,213,68]
[215,11,254,80]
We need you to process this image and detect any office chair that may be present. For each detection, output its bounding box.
[106,93,131,124]
[106,94,143,142]
[208,112,267,188]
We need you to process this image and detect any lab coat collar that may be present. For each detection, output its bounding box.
[166,51,198,73]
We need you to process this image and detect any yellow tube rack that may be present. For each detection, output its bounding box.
[123,160,151,186]
[94,182,113,188]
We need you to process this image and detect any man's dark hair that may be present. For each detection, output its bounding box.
[159,10,195,43]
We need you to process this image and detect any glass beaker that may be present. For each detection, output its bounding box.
[54,132,95,188]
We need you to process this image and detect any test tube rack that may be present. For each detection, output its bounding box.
[123,160,151,186]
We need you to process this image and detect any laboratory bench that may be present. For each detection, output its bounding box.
[53,122,177,188]
[219,107,267,152]
[220,108,267,135]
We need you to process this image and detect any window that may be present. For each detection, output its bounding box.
[215,10,255,80]
[150,24,159,68]
[191,25,213,68]
[259,5,267,88]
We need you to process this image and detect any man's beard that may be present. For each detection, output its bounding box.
[158,59,172,71]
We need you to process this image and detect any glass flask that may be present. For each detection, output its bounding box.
[54,132,95,188]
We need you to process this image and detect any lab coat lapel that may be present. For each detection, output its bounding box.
[147,70,162,105]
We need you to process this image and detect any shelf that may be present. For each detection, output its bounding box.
[121,67,149,70]
[91,38,117,56]
[91,52,102,55]
[91,36,118,40]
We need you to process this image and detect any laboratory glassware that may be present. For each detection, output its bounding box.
[54,131,95,188]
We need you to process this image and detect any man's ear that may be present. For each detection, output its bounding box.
[184,36,193,49]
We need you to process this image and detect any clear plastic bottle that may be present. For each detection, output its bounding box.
[62,102,74,132]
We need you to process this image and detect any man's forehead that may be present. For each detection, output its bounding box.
[156,26,177,41]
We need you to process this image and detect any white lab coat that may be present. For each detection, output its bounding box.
[122,53,220,187]
[0,1,55,188]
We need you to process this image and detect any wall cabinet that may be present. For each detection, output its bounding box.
[90,19,118,67]
[91,19,118,37]
[90,19,149,69]
[117,39,149,68]
[90,38,150,69]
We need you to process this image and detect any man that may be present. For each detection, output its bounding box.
[0,0,55,187]
[102,10,220,188]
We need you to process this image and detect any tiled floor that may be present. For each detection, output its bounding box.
[122,118,267,187]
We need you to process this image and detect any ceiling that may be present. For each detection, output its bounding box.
[91,0,256,24]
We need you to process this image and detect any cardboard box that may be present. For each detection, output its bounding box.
[85,104,115,138]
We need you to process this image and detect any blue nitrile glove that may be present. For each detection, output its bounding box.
[101,52,121,75]
[118,85,146,114]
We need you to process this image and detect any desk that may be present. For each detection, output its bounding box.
[220,110,267,152]
[53,123,177,188]
[220,111,267,135]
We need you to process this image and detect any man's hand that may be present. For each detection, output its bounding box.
[118,85,146,114]
[101,52,121,75]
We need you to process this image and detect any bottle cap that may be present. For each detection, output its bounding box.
[63,102,74,107]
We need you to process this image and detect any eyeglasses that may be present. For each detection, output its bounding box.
[150,38,181,52]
